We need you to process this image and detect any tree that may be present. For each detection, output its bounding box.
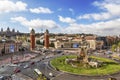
[50,42,55,47]
[36,40,43,45]
[111,44,117,52]
[36,40,40,45]
[118,42,120,52]
[22,35,27,42]
[28,39,30,42]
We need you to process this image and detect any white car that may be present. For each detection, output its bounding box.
[0,75,4,80]
[45,56,49,59]
[23,64,29,69]
[49,72,54,77]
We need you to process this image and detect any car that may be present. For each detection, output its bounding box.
[49,72,55,77]
[17,63,22,66]
[0,75,12,80]
[105,51,113,54]
[41,58,44,60]
[0,75,4,80]
[23,64,29,69]
[45,56,49,59]
[30,62,35,65]
[14,68,21,73]
[107,55,112,58]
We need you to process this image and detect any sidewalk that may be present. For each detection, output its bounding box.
[0,53,38,65]
[12,73,33,80]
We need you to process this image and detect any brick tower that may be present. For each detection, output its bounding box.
[44,29,49,49]
[30,29,35,50]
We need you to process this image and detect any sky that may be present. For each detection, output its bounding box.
[0,0,120,36]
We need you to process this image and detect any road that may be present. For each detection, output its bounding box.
[38,52,120,80]
[1,50,120,80]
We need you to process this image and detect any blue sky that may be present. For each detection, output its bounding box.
[0,0,120,35]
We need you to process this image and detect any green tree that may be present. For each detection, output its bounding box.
[28,39,30,42]
[36,40,43,45]
[36,40,40,45]
[22,35,27,42]
[111,44,117,52]
[50,42,55,47]
[118,42,120,52]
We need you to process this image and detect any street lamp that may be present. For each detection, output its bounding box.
[2,39,6,56]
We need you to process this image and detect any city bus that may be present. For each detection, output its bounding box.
[34,68,47,80]
[34,68,42,75]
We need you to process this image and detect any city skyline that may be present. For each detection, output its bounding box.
[0,0,120,36]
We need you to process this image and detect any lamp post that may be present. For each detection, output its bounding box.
[2,39,6,56]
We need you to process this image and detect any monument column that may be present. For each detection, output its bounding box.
[77,35,89,63]
[30,29,35,50]
[44,29,49,49]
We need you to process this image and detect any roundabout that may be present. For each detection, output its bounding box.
[50,55,120,76]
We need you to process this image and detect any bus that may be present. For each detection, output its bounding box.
[34,68,42,75]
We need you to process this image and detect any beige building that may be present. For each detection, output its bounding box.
[87,40,96,50]
[0,40,22,55]
[54,36,103,50]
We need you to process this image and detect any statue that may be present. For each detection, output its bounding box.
[77,35,89,63]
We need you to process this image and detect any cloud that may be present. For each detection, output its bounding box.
[11,16,58,30]
[69,8,74,15]
[64,18,120,35]
[78,0,120,21]
[57,8,62,11]
[58,15,76,24]
[29,7,53,14]
[78,13,111,20]
[0,0,27,13]
[10,17,120,35]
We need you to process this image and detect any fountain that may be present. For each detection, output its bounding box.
[65,35,100,68]
[51,35,120,76]
[77,35,89,63]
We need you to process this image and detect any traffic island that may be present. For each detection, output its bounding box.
[50,55,120,76]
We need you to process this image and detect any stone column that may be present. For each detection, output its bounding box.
[44,29,49,49]
[30,29,35,50]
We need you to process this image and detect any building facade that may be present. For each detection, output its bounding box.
[0,27,20,38]
[0,40,22,55]
[54,36,103,50]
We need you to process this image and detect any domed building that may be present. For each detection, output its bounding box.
[0,27,20,38]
